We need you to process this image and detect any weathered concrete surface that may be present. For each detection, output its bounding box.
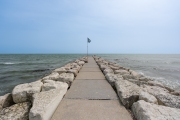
[80,67,101,72]
[51,56,132,120]
[76,72,105,80]
[65,80,118,100]
[51,99,132,120]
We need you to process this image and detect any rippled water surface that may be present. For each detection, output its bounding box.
[98,54,180,91]
[0,54,85,96]
[0,54,180,96]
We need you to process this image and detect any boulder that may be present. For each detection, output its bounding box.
[43,72,60,80]
[67,69,78,77]
[54,67,67,74]
[139,77,153,82]
[142,85,180,109]
[109,65,120,71]
[105,73,123,86]
[132,100,180,120]
[147,80,164,88]
[127,79,147,86]
[130,70,143,78]
[78,61,85,66]
[0,93,14,111]
[114,69,129,75]
[122,74,137,80]
[58,73,74,84]
[103,68,114,75]
[115,80,141,108]
[99,64,109,71]
[12,81,43,103]
[42,80,68,91]
[29,85,68,120]
[139,91,158,104]
[0,102,31,120]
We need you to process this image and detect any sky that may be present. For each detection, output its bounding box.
[0,0,180,54]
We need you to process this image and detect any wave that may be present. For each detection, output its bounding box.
[3,62,16,65]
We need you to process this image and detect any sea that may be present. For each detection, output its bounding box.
[0,54,180,96]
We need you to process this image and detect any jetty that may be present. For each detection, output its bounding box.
[51,56,132,120]
[0,56,180,120]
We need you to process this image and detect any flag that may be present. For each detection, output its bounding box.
[87,38,91,43]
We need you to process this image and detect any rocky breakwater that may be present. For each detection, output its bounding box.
[93,55,180,120]
[0,57,87,120]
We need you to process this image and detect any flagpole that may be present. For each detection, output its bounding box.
[87,38,88,62]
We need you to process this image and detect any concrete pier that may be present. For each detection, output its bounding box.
[51,57,132,120]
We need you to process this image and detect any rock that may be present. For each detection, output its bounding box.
[0,102,31,120]
[139,77,153,82]
[142,85,180,109]
[54,67,67,74]
[132,100,180,120]
[114,69,129,75]
[147,80,164,88]
[105,73,123,86]
[109,65,119,71]
[122,74,137,80]
[103,68,114,75]
[115,79,141,108]
[58,73,74,84]
[127,79,147,86]
[139,91,158,104]
[99,64,109,71]
[12,81,43,103]
[29,86,68,120]
[43,72,60,80]
[130,70,143,78]
[78,61,85,66]
[0,93,14,111]
[42,80,68,91]
[64,63,72,70]
[67,69,78,77]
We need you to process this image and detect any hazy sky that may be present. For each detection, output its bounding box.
[0,0,179,54]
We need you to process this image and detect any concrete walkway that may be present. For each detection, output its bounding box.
[51,57,132,120]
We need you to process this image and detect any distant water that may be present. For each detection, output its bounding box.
[0,54,180,96]
[98,54,180,91]
[0,54,85,96]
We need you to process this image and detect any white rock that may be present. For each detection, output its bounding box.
[115,79,141,108]
[67,69,78,76]
[42,80,68,91]
[43,72,59,80]
[12,81,43,103]
[122,74,137,80]
[0,93,14,111]
[132,100,180,120]
[54,67,67,74]
[142,85,180,109]
[103,68,114,75]
[139,91,158,104]
[58,73,74,83]
[147,80,164,88]
[130,70,143,78]
[105,73,123,86]
[29,86,68,120]
[114,69,129,75]
[78,61,85,66]
[0,102,31,120]
[99,64,109,71]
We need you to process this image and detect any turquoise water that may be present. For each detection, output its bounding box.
[0,54,180,96]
